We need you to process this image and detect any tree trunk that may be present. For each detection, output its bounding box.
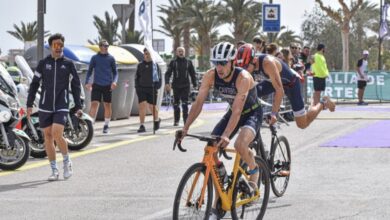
[183,26,190,57]
[198,35,211,70]
[173,36,180,54]
[341,22,350,71]
[233,22,245,45]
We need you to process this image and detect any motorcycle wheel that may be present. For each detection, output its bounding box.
[0,135,30,170]
[26,126,47,158]
[65,118,94,151]
[29,142,47,158]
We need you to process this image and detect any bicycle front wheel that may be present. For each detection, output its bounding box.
[231,156,270,220]
[172,163,213,220]
[270,135,291,197]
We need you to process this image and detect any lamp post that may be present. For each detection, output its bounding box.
[37,0,45,61]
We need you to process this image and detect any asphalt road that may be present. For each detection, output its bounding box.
[1,105,390,220]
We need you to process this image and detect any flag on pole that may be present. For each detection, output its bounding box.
[137,0,163,65]
[379,3,390,39]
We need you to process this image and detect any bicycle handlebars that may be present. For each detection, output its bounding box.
[173,130,232,160]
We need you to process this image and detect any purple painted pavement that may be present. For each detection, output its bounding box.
[321,120,390,148]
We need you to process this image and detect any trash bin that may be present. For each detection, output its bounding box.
[86,45,138,120]
[120,44,167,116]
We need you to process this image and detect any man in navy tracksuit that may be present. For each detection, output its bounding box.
[85,40,118,133]
[27,33,82,181]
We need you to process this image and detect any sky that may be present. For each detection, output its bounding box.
[0,0,345,55]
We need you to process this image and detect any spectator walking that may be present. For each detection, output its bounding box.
[135,48,162,133]
[27,33,82,181]
[165,47,197,126]
[85,40,118,133]
[356,50,370,105]
[311,43,329,105]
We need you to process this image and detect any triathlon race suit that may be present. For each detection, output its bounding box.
[257,54,306,117]
[211,67,263,137]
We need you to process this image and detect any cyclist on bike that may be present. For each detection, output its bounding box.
[235,43,335,128]
[178,42,261,218]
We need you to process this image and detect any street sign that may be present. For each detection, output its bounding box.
[113,4,134,26]
[113,4,134,44]
[262,3,281,33]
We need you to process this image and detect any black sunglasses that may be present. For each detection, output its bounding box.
[290,47,298,49]
[211,60,229,66]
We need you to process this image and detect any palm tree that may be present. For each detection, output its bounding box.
[315,0,364,71]
[189,30,219,70]
[180,0,222,69]
[89,11,120,45]
[120,29,144,44]
[351,1,378,51]
[268,27,302,48]
[157,2,182,52]
[7,21,50,42]
[157,0,192,56]
[219,0,262,45]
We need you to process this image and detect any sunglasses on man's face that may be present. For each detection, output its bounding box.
[101,45,109,48]
[52,42,64,49]
[212,61,229,66]
[290,47,298,49]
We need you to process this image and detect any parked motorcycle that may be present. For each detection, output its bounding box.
[8,66,46,158]
[14,56,94,155]
[64,88,94,151]
[0,65,30,170]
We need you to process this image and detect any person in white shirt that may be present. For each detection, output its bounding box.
[356,50,370,105]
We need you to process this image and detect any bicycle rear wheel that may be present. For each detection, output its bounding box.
[172,163,213,220]
[270,135,291,197]
[231,156,270,220]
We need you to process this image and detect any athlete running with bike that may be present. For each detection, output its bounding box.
[235,43,335,129]
[178,42,261,219]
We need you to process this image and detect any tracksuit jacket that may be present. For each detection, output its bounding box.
[27,55,82,112]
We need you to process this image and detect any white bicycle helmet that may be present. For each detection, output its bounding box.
[210,42,237,62]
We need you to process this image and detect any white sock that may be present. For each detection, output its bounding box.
[104,118,110,126]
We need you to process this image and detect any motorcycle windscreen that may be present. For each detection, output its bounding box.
[0,64,18,97]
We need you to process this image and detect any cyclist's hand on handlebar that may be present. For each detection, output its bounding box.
[269,114,277,125]
[216,135,230,149]
[175,129,187,143]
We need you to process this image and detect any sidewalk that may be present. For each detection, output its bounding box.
[93,102,229,130]
[93,108,174,130]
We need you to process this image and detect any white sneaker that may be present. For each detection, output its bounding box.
[209,212,219,220]
[48,169,59,181]
[63,161,73,179]
[209,209,220,220]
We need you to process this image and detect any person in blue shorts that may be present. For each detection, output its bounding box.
[235,43,335,128]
